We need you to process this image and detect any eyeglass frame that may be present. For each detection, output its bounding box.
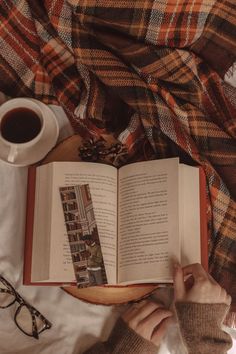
[0,275,52,339]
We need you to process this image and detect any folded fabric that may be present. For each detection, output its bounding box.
[0,0,235,324]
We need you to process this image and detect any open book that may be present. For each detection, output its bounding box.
[24,158,208,286]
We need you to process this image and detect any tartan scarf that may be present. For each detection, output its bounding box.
[0,0,235,323]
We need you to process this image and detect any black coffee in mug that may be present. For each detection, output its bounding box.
[0,108,42,143]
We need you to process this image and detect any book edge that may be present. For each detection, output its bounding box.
[23,167,36,285]
[199,167,208,272]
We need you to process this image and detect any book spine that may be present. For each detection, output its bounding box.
[23,167,37,285]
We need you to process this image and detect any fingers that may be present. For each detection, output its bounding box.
[126,302,173,345]
[122,300,164,324]
[208,275,231,305]
[226,294,232,306]
[220,287,232,306]
[173,264,186,301]
[122,300,173,345]
[151,316,173,346]
[174,263,232,306]
[182,263,208,281]
[138,308,172,338]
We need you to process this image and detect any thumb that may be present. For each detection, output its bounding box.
[173,264,185,301]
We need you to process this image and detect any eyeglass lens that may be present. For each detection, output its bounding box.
[0,279,15,308]
[0,276,51,338]
[15,304,47,335]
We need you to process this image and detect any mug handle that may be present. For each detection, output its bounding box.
[8,145,18,163]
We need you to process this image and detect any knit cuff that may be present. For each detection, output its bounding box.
[105,318,158,354]
[175,302,232,354]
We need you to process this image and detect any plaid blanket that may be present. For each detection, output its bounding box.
[0,0,235,321]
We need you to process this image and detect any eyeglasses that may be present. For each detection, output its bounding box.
[0,275,52,339]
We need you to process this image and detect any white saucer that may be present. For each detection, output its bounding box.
[0,101,59,167]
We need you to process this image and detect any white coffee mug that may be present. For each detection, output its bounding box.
[0,98,45,163]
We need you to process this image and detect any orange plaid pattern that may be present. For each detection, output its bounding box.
[0,0,235,321]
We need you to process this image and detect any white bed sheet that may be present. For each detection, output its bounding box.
[0,104,235,354]
[0,105,119,354]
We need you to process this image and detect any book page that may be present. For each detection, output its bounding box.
[47,162,117,284]
[31,164,53,282]
[118,158,180,284]
[179,165,201,266]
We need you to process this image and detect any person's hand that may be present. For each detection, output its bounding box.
[121,300,173,347]
[173,263,231,305]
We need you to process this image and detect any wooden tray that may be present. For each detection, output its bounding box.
[43,135,159,305]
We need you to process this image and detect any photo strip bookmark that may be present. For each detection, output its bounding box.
[59,184,107,288]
